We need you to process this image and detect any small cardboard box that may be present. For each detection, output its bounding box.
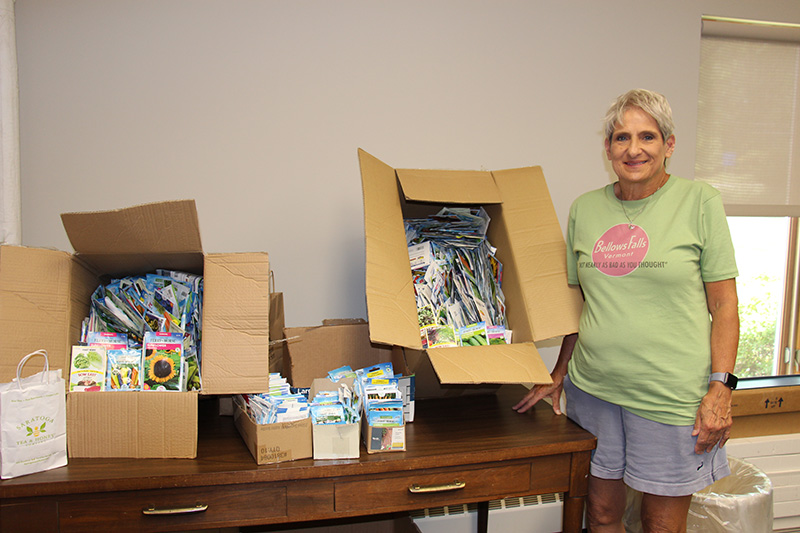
[731,380,800,438]
[310,377,361,460]
[233,402,313,464]
[362,418,406,454]
[358,149,582,392]
[0,200,271,458]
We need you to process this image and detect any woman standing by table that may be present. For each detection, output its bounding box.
[514,88,740,532]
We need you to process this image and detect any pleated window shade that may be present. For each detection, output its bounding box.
[696,17,800,216]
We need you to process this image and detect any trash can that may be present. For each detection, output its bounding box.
[624,456,773,532]
[687,456,773,532]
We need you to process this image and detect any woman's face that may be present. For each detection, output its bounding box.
[604,107,675,186]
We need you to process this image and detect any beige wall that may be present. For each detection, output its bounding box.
[14,0,800,367]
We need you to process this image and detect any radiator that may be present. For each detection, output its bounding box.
[410,493,565,533]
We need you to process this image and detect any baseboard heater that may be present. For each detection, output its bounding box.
[410,493,564,533]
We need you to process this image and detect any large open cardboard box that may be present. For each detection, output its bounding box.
[358,149,582,393]
[0,200,271,458]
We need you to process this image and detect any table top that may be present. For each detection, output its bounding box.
[0,385,596,500]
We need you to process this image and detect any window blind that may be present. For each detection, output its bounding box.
[696,17,800,216]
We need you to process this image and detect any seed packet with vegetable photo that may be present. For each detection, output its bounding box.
[106,348,143,391]
[69,345,106,392]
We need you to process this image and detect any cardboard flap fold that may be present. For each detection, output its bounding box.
[61,199,202,256]
[427,343,552,385]
[396,169,502,204]
[491,167,583,341]
[359,149,423,349]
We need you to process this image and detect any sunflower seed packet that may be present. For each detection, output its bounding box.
[142,331,185,391]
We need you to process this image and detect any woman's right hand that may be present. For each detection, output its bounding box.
[512,372,565,415]
[513,332,576,415]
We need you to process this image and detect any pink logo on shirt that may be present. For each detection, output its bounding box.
[592,224,649,277]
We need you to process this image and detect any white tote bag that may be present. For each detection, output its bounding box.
[0,350,68,479]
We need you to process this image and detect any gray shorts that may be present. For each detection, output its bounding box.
[564,375,731,497]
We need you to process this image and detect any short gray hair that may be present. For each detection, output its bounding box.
[604,89,675,142]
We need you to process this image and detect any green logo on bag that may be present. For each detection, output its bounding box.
[25,422,47,437]
[16,416,55,444]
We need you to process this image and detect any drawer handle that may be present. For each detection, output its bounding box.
[409,480,466,494]
[142,503,208,516]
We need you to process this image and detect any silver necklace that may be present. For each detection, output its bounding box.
[620,196,651,229]
[618,176,668,229]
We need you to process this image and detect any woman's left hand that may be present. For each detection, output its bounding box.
[692,381,733,454]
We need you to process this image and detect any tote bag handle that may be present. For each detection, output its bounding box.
[15,350,50,390]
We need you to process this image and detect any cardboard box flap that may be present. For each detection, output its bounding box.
[396,168,502,204]
[201,252,271,394]
[359,149,423,349]
[61,199,203,256]
[0,245,76,382]
[491,166,582,341]
[427,343,552,385]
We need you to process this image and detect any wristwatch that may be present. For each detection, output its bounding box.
[709,372,738,390]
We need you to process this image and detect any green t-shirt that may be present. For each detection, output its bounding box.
[566,176,738,425]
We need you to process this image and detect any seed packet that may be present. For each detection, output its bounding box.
[311,403,346,425]
[487,325,507,345]
[106,348,143,391]
[327,365,356,382]
[142,331,184,391]
[69,345,107,392]
[356,362,394,380]
[425,325,457,348]
[459,322,489,346]
[87,331,128,350]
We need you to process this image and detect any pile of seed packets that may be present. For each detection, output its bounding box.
[321,363,403,427]
[310,380,360,426]
[406,207,510,349]
[236,373,310,424]
[69,330,193,392]
[77,270,203,391]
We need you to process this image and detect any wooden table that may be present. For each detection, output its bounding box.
[0,385,595,532]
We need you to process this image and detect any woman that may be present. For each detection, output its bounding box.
[514,89,739,532]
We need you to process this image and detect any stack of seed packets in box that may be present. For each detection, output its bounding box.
[235,373,310,425]
[310,366,362,425]
[79,270,203,391]
[359,363,404,428]
[307,366,362,460]
[232,373,313,465]
[405,207,511,350]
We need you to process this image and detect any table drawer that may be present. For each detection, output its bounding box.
[335,462,531,513]
[58,483,285,532]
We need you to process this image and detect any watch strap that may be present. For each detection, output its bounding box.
[709,372,738,389]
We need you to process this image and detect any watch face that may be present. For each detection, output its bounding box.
[727,373,739,390]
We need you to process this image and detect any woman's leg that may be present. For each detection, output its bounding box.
[586,475,627,533]
[639,492,692,533]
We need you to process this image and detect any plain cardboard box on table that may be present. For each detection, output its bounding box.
[358,149,583,396]
[730,377,800,438]
[0,200,271,458]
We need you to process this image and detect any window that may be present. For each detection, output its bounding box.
[696,16,800,377]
